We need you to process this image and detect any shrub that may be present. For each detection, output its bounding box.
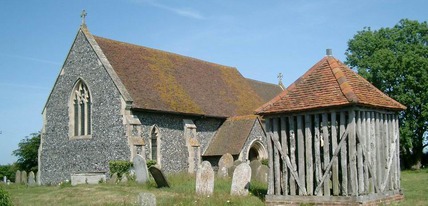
[109,160,133,178]
[0,186,13,206]
[146,160,157,168]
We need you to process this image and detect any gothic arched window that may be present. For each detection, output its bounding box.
[70,80,92,137]
[149,125,161,165]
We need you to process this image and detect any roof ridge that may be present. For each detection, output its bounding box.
[245,78,278,86]
[93,35,238,71]
[327,57,359,103]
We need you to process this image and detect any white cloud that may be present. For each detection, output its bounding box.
[132,0,205,20]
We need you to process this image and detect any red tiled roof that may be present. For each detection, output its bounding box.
[203,115,260,156]
[93,36,273,117]
[256,56,406,114]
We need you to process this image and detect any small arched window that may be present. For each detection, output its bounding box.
[149,125,161,165]
[70,80,91,137]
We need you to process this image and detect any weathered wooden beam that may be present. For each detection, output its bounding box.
[389,115,395,190]
[289,116,297,195]
[380,118,398,192]
[273,118,281,195]
[331,112,339,196]
[375,112,382,189]
[314,125,350,195]
[362,111,369,194]
[305,114,314,195]
[314,114,323,196]
[348,110,358,196]
[297,115,305,195]
[280,116,289,195]
[369,111,376,193]
[340,111,348,195]
[266,119,274,195]
[357,111,364,194]
[322,113,330,196]
[395,115,401,189]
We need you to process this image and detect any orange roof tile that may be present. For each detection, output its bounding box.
[256,56,406,114]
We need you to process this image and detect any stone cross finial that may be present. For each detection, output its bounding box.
[277,73,283,84]
[81,10,87,25]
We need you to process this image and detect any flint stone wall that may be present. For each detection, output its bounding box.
[39,30,129,184]
[239,120,266,161]
[137,112,222,173]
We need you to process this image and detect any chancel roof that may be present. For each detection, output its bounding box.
[256,56,406,115]
[93,36,280,117]
[203,115,261,156]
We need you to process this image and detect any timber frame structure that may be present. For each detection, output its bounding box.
[256,54,406,205]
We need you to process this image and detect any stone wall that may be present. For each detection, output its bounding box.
[136,112,222,173]
[39,30,130,184]
[239,120,267,161]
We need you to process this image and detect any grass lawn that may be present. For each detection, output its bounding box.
[1,169,427,205]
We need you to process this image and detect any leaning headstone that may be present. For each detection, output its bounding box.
[28,171,36,186]
[21,171,28,184]
[230,163,251,196]
[3,176,6,183]
[218,153,234,170]
[133,155,149,183]
[138,192,156,206]
[233,160,242,166]
[256,165,269,184]
[15,170,21,184]
[217,166,228,178]
[249,160,262,181]
[149,166,170,188]
[196,161,214,195]
[120,175,128,183]
[108,173,118,184]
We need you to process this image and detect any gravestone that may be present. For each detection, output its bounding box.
[249,160,262,181]
[149,166,170,188]
[217,166,228,178]
[108,173,118,184]
[15,170,21,184]
[120,175,128,183]
[28,171,36,186]
[3,176,6,183]
[218,153,234,170]
[36,171,40,185]
[196,161,214,195]
[138,192,156,206]
[133,155,149,184]
[21,171,28,184]
[233,160,242,166]
[230,163,251,196]
[256,165,269,184]
[228,165,236,177]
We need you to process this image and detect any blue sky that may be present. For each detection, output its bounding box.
[0,0,427,165]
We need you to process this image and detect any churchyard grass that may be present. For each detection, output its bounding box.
[4,169,426,205]
[4,172,266,206]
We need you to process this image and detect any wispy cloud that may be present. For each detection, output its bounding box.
[132,0,205,20]
[0,53,61,66]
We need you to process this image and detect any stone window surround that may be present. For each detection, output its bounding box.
[68,78,92,140]
[245,138,268,161]
[149,125,161,167]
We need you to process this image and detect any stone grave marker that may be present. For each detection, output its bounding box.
[230,163,251,196]
[138,192,156,206]
[249,160,262,181]
[108,173,118,184]
[36,171,40,185]
[15,170,21,184]
[227,165,236,177]
[133,154,149,184]
[217,166,228,178]
[233,160,242,166]
[196,161,214,195]
[21,171,28,184]
[3,176,6,183]
[120,175,128,183]
[28,171,36,186]
[218,153,234,170]
[149,166,170,188]
[256,165,269,184]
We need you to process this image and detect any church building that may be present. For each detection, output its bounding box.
[38,22,282,184]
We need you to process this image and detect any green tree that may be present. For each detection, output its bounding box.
[13,132,41,172]
[0,164,17,181]
[346,19,428,169]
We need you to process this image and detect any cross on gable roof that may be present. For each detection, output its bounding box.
[256,56,406,115]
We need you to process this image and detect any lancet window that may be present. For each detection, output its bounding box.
[71,80,91,136]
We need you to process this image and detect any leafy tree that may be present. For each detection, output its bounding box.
[0,164,17,181]
[346,19,428,169]
[13,132,41,172]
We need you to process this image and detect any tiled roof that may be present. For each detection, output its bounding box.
[203,115,260,156]
[94,36,271,117]
[246,78,283,103]
[256,56,406,114]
